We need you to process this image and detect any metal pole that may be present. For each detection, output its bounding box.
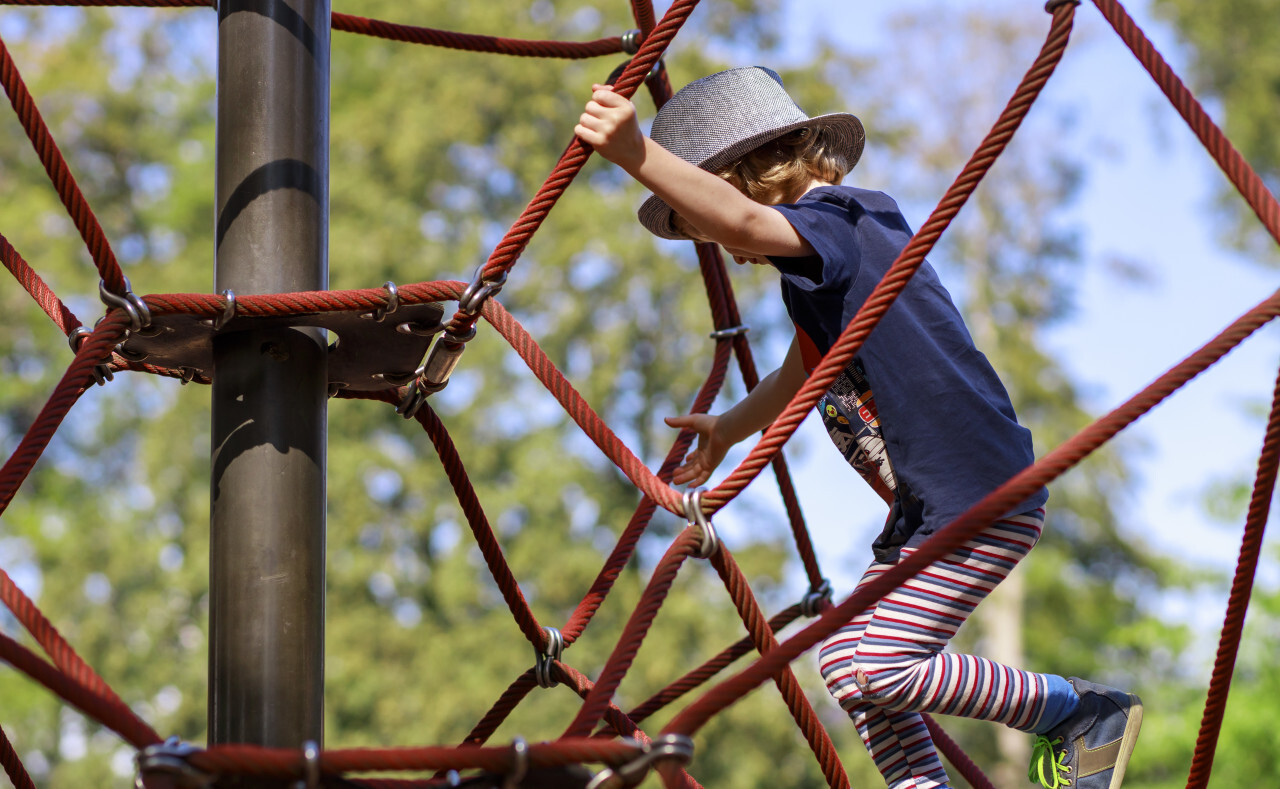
[210,0,329,755]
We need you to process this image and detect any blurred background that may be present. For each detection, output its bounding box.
[0,0,1276,786]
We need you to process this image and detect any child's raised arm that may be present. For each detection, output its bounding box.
[575,85,813,260]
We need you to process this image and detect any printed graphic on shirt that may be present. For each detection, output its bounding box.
[818,358,896,504]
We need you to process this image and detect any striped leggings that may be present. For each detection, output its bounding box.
[818,510,1048,789]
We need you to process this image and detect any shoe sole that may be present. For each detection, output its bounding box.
[1108,694,1144,789]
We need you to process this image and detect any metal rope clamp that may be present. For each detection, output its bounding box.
[200,290,237,331]
[708,324,749,341]
[361,281,400,323]
[135,737,213,789]
[682,489,719,559]
[68,326,114,386]
[585,734,695,789]
[397,268,506,418]
[292,740,320,789]
[502,737,529,789]
[99,275,151,333]
[534,626,564,688]
[800,578,832,617]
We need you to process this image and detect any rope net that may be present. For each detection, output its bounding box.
[0,0,1276,787]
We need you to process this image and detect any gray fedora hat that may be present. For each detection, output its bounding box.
[637,66,864,240]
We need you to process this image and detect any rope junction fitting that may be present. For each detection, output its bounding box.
[99,276,151,333]
[535,626,565,688]
[68,326,113,386]
[134,738,211,789]
[708,323,749,340]
[682,489,719,559]
[800,578,833,617]
[585,734,695,789]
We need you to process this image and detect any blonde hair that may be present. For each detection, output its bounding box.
[716,127,852,205]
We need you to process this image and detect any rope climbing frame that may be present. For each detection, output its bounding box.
[0,0,1277,786]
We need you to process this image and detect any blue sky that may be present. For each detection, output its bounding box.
[685,0,1280,605]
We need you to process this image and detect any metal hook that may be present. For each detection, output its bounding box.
[99,276,151,332]
[682,489,719,559]
[801,578,832,617]
[363,281,400,322]
[68,326,114,386]
[535,627,564,688]
[202,290,237,331]
[620,28,641,54]
[502,737,529,789]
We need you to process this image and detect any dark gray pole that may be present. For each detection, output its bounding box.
[210,0,329,753]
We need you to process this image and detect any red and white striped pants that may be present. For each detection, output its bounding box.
[818,510,1047,789]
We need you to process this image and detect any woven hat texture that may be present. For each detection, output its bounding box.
[638,66,864,239]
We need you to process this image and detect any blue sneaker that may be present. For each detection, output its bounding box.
[1028,678,1143,789]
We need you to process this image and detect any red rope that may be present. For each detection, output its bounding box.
[331,13,623,59]
[562,530,698,738]
[1091,0,1280,249]
[709,543,849,788]
[663,286,1280,738]
[0,34,127,294]
[0,632,160,748]
[1184,361,1280,788]
[0,725,35,789]
[0,231,82,335]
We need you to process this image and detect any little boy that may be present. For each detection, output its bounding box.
[576,66,1143,789]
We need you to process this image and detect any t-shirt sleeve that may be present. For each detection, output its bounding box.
[767,196,862,292]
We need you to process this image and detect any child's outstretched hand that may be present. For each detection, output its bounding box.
[575,84,646,171]
[664,413,730,488]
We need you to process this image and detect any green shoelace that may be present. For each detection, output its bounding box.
[1028,735,1072,788]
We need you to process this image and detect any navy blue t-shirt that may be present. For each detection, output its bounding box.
[769,185,1048,561]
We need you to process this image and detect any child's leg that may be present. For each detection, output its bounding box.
[853,510,1052,730]
[821,560,952,789]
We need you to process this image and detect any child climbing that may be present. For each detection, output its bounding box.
[575,66,1142,789]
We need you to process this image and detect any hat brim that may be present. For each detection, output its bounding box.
[638,112,865,241]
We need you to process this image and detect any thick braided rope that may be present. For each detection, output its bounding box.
[0,311,126,514]
[0,34,128,294]
[0,232,82,334]
[480,296,681,513]
[704,2,1078,515]
[621,604,803,727]
[562,530,698,738]
[709,544,849,789]
[921,715,996,789]
[0,632,160,748]
[414,401,546,650]
[559,338,727,645]
[691,241,825,589]
[187,738,645,780]
[475,0,698,286]
[1092,0,1280,249]
[331,13,624,59]
[1185,363,1280,789]
[629,0,657,37]
[0,0,630,59]
[0,725,35,789]
[664,288,1280,739]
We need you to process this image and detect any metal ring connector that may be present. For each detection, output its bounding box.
[99,276,151,332]
[585,734,695,789]
[708,324,750,340]
[502,738,529,789]
[458,267,508,316]
[363,281,400,322]
[135,737,212,789]
[682,489,719,559]
[800,578,832,617]
[620,29,641,54]
[535,626,564,689]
